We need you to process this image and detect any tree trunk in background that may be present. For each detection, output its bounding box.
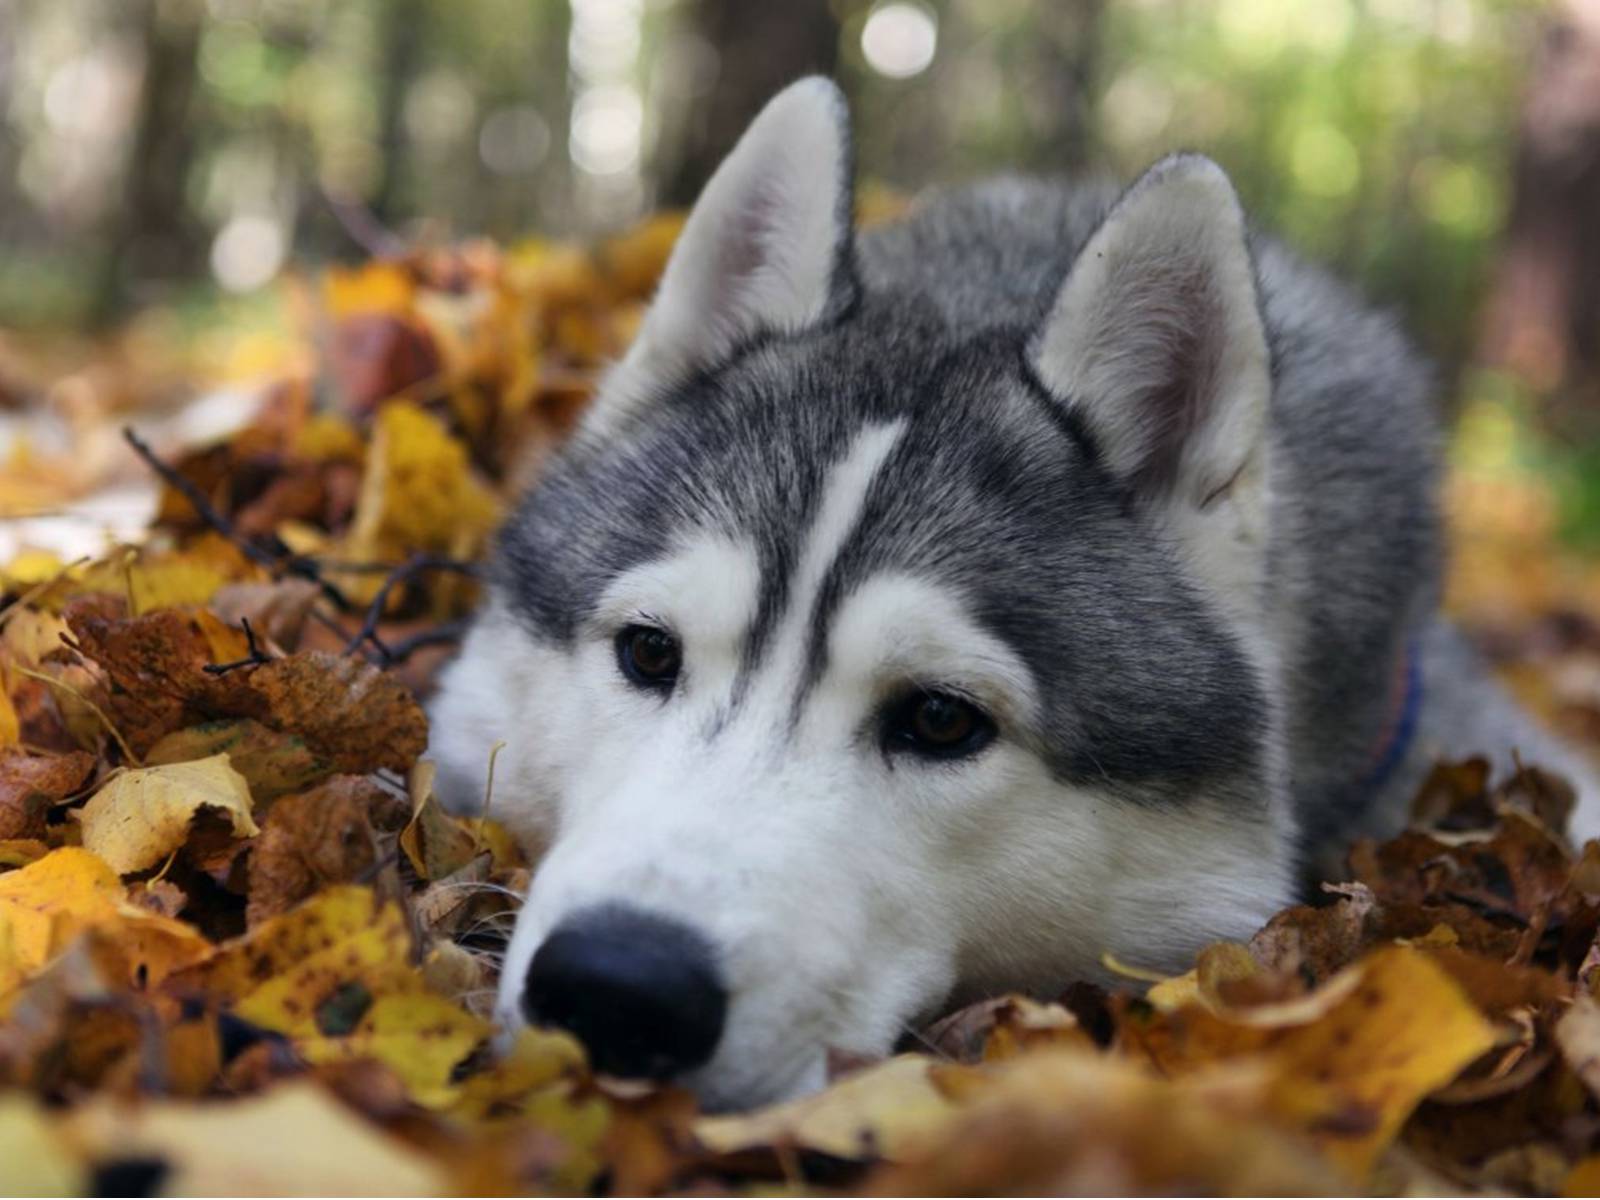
[1480,1,1600,409]
[92,0,204,327]
[371,0,426,227]
[1020,0,1103,174]
[659,0,839,207]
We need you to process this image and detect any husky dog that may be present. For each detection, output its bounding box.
[428,78,1599,1109]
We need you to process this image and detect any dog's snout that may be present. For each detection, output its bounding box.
[522,905,727,1080]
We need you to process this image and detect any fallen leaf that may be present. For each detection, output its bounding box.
[400,760,480,881]
[864,1049,1347,1196]
[0,748,95,839]
[695,1055,959,1162]
[78,754,257,875]
[0,848,211,997]
[246,775,408,925]
[145,718,332,802]
[214,652,429,776]
[63,1079,446,1196]
[0,1093,84,1195]
[1118,945,1498,1179]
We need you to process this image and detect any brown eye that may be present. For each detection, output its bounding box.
[616,625,681,690]
[886,690,996,760]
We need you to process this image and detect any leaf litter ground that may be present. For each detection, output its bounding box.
[3,215,1600,1195]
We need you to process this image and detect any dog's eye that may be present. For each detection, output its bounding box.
[885,690,996,760]
[616,625,681,690]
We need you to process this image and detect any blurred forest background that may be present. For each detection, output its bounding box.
[2,0,1600,549]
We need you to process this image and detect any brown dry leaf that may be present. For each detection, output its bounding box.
[399,760,480,881]
[62,596,219,754]
[216,652,428,776]
[78,753,257,875]
[246,775,407,925]
[0,748,95,840]
[1351,812,1573,920]
[145,718,332,802]
[208,578,321,652]
[63,1079,446,1196]
[65,599,427,775]
[1566,1154,1600,1197]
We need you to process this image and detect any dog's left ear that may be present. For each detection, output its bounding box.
[1030,155,1270,513]
[586,77,856,436]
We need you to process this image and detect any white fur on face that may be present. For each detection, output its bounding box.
[427,418,1297,1110]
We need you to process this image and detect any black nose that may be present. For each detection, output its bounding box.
[522,905,727,1079]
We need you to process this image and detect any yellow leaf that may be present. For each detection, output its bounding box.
[0,685,16,749]
[347,402,497,562]
[0,548,66,590]
[324,260,415,318]
[78,754,257,875]
[1121,945,1497,1180]
[63,1080,445,1196]
[0,848,211,1000]
[1,608,70,666]
[0,839,49,869]
[294,411,366,463]
[695,1056,958,1161]
[297,990,492,1107]
[0,1094,83,1196]
[184,885,413,1017]
[447,1025,589,1122]
[180,886,493,1105]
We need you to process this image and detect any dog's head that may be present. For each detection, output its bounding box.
[428,78,1297,1109]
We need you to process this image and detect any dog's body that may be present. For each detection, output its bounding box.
[428,79,1599,1110]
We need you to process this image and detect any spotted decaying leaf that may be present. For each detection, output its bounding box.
[0,749,95,841]
[5,217,1600,1194]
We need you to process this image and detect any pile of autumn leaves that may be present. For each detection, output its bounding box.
[3,226,1600,1196]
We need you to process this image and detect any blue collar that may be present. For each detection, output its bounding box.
[1358,641,1423,797]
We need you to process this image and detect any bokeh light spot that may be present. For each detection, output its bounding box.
[861,2,938,79]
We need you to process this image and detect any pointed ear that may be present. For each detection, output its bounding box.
[1030,155,1270,509]
[587,77,856,435]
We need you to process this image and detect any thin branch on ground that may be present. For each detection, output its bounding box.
[342,554,479,660]
[121,427,357,611]
[202,617,271,675]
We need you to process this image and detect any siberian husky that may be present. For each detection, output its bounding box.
[428,78,1599,1110]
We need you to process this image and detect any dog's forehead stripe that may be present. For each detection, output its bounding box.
[735,419,906,713]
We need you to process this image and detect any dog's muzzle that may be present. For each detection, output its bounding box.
[521,904,728,1079]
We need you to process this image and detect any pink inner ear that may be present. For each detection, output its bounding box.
[1091,250,1227,496]
[712,180,786,313]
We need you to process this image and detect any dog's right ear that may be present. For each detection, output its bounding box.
[585,77,856,437]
